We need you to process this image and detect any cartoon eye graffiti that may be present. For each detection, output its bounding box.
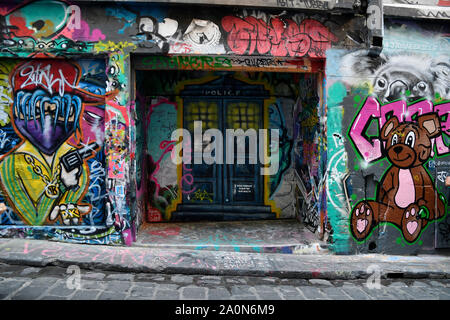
[416,81,427,92]
[405,131,415,148]
[109,66,116,76]
[391,133,398,146]
[376,78,387,89]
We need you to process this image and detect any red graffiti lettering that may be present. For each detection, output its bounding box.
[221,16,336,57]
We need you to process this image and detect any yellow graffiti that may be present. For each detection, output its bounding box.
[0,60,17,126]
[94,41,136,54]
[0,141,90,225]
[191,189,214,203]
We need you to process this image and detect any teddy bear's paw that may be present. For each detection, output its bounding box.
[351,201,374,241]
[401,204,422,243]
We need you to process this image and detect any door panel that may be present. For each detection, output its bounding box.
[224,99,263,205]
[183,99,222,204]
[182,98,264,208]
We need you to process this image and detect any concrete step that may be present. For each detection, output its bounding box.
[134,219,330,254]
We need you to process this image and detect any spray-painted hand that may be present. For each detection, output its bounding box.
[50,203,91,225]
[0,202,7,214]
[60,164,81,189]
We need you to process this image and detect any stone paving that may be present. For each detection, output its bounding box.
[0,263,449,300]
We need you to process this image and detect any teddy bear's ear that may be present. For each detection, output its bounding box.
[418,113,441,138]
[380,116,399,141]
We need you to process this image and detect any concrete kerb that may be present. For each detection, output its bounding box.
[0,239,449,280]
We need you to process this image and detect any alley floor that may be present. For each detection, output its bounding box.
[0,263,449,300]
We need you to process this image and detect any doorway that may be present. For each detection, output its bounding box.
[172,74,274,220]
[134,67,324,226]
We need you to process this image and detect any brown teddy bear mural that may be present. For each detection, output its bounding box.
[350,113,447,243]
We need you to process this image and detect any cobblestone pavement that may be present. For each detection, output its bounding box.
[0,263,449,300]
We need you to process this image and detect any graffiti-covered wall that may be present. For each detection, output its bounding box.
[293,74,329,237]
[327,19,450,254]
[0,58,126,243]
[0,0,140,245]
[0,0,367,245]
[1,0,364,58]
[4,0,447,253]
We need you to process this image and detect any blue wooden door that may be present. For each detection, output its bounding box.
[182,98,263,207]
[223,99,263,205]
[182,98,223,205]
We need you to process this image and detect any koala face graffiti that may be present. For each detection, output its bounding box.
[381,113,441,169]
[341,51,450,103]
[373,65,434,103]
